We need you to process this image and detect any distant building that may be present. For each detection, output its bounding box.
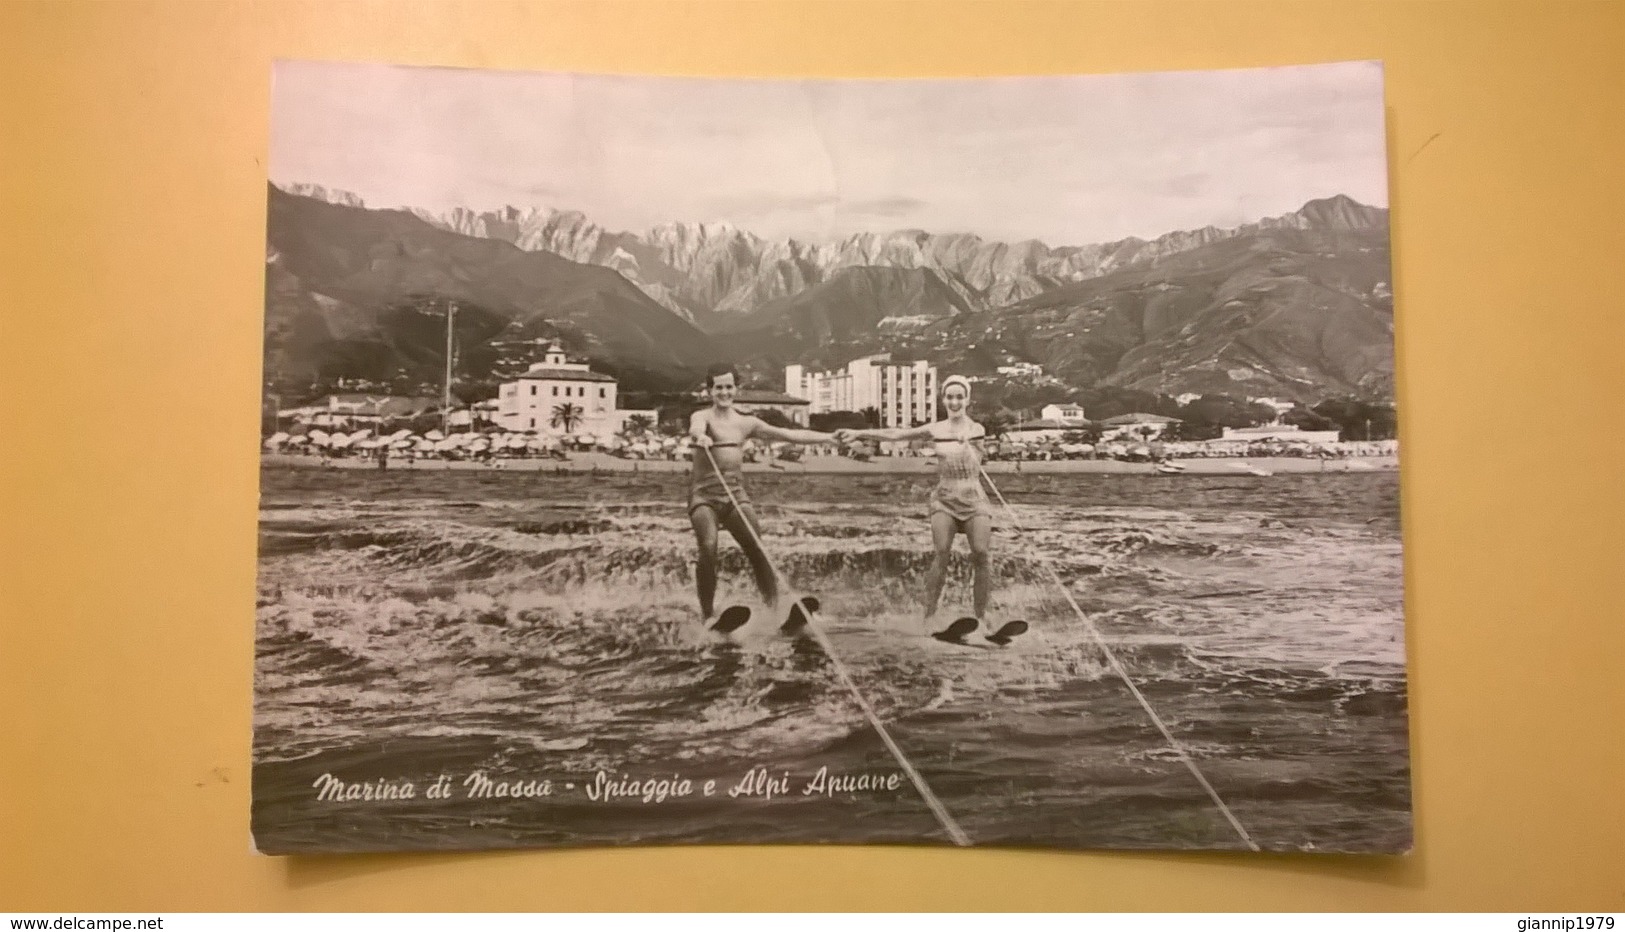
[1005,419,1072,443]
[1040,403,1087,425]
[785,354,938,427]
[281,394,441,427]
[489,335,569,378]
[496,342,655,436]
[731,389,812,427]
[1220,424,1340,444]
[997,362,1045,378]
[1101,412,1181,441]
[1248,397,1298,422]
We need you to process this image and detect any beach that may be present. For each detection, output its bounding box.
[262,451,1398,476]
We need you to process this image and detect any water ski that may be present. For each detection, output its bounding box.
[931,617,1028,647]
[780,596,821,635]
[930,616,980,644]
[984,620,1029,646]
[710,604,752,634]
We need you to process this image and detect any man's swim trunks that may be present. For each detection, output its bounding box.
[689,442,750,519]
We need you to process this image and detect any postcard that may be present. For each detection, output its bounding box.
[254,60,1407,853]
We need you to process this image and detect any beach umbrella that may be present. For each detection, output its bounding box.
[348,429,371,442]
[433,438,458,451]
[426,430,445,441]
[389,429,412,441]
[308,428,330,444]
[267,431,290,444]
[286,435,309,446]
[414,439,435,451]
[329,435,352,450]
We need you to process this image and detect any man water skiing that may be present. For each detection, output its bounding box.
[689,363,834,626]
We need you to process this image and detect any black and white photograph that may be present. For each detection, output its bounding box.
[253,59,1408,854]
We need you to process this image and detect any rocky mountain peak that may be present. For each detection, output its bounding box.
[1292,193,1385,230]
[275,182,365,208]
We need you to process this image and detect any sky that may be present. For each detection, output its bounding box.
[270,60,1389,247]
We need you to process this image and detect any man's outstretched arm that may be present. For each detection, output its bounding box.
[748,418,833,445]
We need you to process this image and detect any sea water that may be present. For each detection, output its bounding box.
[252,468,1408,853]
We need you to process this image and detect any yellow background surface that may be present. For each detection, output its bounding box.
[2,0,1622,912]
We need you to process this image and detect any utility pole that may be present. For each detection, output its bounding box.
[442,301,457,433]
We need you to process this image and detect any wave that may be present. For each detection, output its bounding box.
[256,490,1405,767]
[260,514,1093,594]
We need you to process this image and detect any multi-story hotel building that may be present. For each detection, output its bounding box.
[784,354,938,427]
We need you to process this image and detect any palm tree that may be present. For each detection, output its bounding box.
[550,403,584,434]
[624,414,654,438]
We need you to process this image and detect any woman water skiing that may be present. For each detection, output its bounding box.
[837,375,998,636]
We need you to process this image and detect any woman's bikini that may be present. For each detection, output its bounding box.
[930,423,990,524]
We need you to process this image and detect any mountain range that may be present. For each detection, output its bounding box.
[404,193,1387,326]
[265,183,1394,402]
[264,185,717,392]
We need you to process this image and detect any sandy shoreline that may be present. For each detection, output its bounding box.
[262,452,1396,476]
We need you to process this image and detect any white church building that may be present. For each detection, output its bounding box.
[496,342,655,438]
